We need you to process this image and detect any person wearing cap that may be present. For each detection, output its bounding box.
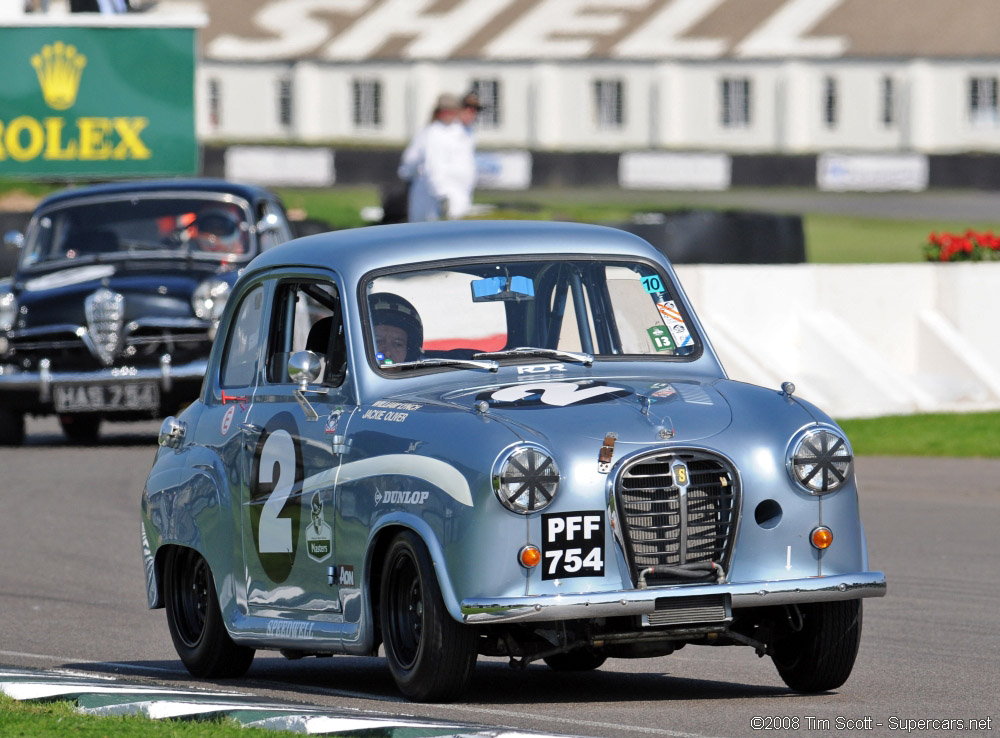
[397,93,471,222]
[450,90,483,221]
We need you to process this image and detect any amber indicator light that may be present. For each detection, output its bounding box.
[811,526,834,549]
[519,545,541,568]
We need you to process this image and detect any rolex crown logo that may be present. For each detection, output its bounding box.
[31,41,87,111]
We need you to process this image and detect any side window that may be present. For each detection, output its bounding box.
[266,281,345,386]
[221,285,265,387]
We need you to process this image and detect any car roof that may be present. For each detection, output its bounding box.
[35,178,278,210]
[244,220,667,285]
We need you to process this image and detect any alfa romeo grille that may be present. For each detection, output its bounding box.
[85,288,124,366]
[615,450,739,585]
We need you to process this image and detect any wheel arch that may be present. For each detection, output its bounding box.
[365,515,465,630]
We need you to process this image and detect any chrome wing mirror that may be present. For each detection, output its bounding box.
[4,231,24,249]
[288,350,328,421]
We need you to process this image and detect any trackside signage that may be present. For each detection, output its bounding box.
[0,26,197,177]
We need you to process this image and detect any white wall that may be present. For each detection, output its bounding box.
[197,57,1000,154]
[675,263,1000,418]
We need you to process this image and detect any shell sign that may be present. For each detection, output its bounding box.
[0,26,197,177]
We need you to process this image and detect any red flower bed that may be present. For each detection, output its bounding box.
[924,229,1000,262]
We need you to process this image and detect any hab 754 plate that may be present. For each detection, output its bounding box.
[53,382,160,413]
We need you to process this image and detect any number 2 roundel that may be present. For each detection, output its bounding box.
[250,412,303,583]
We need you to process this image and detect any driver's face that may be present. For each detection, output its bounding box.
[375,324,408,364]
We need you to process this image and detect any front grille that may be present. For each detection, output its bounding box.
[615,450,739,585]
[7,327,211,371]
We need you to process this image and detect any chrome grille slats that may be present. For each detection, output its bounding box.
[615,450,739,584]
[85,288,125,366]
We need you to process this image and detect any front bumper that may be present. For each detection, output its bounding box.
[460,571,886,623]
[0,358,208,401]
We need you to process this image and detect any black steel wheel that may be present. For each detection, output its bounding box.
[59,414,101,444]
[380,531,478,701]
[164,547,254,678]
[543,648,607,671]
[772,599,862,692]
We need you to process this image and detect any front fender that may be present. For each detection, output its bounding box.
[140,445,236,609]
[366,512,465,624]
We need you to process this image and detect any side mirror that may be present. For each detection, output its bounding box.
[4,231,24,249]
[288,350,323,390]
[255,213,281,235]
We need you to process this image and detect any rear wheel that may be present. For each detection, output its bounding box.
[772,600,862,692]
[59,414,101,444]
[0,406,25,446]
[543,648,607,672]
[164,547,254,678]
[380,531,478,701]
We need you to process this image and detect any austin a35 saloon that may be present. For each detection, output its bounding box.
[140,221,886,701]
[0,179,294,444]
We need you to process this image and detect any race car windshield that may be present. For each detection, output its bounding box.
[20,196,253,269]
[365,258,700,370]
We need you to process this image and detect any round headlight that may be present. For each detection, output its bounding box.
[788,428,853,495]
[0,290,16,331]
[493,444,560,514]
[191,278,230,321]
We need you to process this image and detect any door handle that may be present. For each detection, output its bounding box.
[239,422,263,434]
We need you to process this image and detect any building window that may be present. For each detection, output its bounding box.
[471,79,501,129]
[352,78,382,129]
[823,76,838,128]
[208,78,221,129]
[278,77,293,127]
[721,78,751,128]
[593,79,624,129]
[969,76,998,127]
[881,76,895,127]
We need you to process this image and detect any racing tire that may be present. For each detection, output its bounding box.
[164,546,255,678]
[59,414,101,445]
[379,531,478,702]
[0,407,25,446]
[771,599,862,693]
[543,648,607,672]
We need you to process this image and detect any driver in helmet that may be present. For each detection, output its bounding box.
[192,205,247,254]
[369,292,422,365]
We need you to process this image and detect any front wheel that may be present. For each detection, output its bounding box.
[164,547,254,678]
[772,600,862,692]
[380,531,478,701]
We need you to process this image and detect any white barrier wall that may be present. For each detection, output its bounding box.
[675,263,1000,418]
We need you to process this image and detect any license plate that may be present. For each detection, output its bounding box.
[53,382,160,413]
[541,511,605,580]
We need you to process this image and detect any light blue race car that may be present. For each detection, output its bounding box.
[141,220,886,701]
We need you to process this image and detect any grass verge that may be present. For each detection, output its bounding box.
[837,411,1000,457]
[0,695,270,738]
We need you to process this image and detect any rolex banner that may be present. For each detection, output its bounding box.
[0,26,197,178]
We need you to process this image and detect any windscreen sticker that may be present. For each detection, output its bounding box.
[646,325,675,352]
[640,274,666,294]
[656,300,693,348]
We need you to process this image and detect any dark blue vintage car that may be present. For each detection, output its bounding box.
[0,179,295,444]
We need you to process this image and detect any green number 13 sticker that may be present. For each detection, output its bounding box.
[646,325,675,352]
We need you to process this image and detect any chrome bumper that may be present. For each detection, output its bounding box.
[0,357,208,399]
[460,571,886,623]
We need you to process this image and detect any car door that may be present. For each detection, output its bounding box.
[240,272,357,614]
